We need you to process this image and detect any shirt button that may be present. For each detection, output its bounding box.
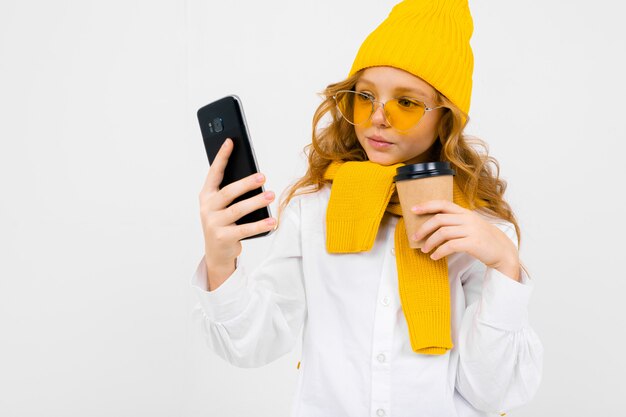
[376,408,386,417]
[381,296,390,306]
[377,353,386,363]
[390,246,395,256]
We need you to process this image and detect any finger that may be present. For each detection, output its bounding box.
[219,189,275,225]
[214,172,266,209]
[420,225,467,253]
[412,213,465,243]
[429,237,469,261]
[411,200,467,215]
[229,216,277,241]
[201,138,234,194]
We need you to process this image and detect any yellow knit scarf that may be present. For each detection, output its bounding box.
[323,160,487,355]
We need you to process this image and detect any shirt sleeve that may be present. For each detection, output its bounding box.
[455,221,544,414]
[190,197,306,368]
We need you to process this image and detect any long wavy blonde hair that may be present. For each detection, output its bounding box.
[276,69,528,277]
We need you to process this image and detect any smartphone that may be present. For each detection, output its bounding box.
[197,95,273,240]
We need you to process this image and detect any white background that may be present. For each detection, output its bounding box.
[1,0,625,416]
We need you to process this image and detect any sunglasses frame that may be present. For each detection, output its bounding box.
[332,89,445,132]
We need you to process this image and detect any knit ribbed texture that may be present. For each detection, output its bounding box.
[324,161,402,251]
[348,0,474,124]
[323,160,487,355]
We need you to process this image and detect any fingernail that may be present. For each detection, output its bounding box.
[265,217,276,225]
[255,174,265,183]
[264,191,274,200]
[411,205,420,212]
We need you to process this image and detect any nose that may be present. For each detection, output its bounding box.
[370,102,390,127]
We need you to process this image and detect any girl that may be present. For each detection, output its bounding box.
[194,1,543,416]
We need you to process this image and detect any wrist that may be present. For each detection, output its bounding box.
[493,255,521,282]
[205,257,237,290]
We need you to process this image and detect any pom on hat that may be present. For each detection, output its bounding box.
[349,0,474,122]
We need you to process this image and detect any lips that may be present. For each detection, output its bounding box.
[367,135,393,150]
[368,135,391,144]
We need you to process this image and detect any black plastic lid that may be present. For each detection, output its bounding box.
[394,161,455,182]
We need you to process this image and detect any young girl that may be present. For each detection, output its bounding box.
[194,1,543,416]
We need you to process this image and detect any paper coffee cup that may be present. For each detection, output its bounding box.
[394,162,455,249]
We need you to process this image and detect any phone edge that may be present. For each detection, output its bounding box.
[230,94,274,228]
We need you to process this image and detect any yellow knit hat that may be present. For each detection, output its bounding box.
[348,0,474,121]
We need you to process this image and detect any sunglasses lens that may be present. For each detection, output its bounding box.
[386,98,426,131]
[335,91,372,125]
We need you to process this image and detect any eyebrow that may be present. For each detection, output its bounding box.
[356,78,431,99]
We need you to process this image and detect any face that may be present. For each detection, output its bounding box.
[352,66,444,166]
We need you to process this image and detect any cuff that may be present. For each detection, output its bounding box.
[189,255,251,323]
[476,266,534,331]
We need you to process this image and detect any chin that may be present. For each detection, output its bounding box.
[366,153,401,166]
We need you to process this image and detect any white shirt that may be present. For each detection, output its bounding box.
[190,184,543,417]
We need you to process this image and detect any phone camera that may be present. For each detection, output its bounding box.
[211,117,223,133]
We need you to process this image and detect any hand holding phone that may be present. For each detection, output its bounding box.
[198,139,277,289]
[197,95,276,289]
[197,95,274,239]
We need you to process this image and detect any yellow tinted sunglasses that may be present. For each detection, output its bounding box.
[333,90,444,132]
